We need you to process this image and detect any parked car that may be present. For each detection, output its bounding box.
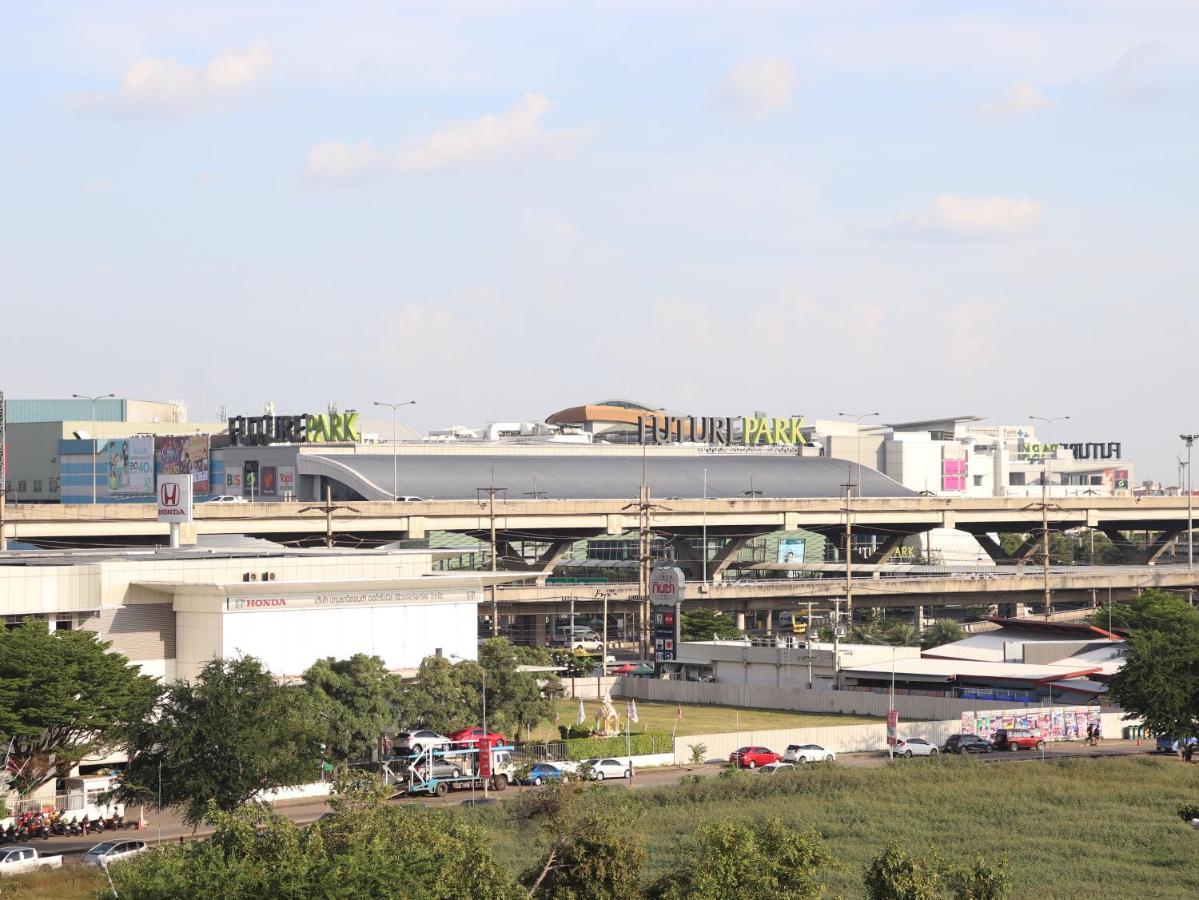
[581,758,632,781]
[893,737,938,758]
[1155,736,1197,754]
[0,847,62,875]
[783,743,836,763]
[729,746,781,769]
[449,727,508,747]
[943,734,992,755]
[991,729,1043,752]
[397,730,452,754]
[758,761,796,775]
[79,840,149,868]
[205,495,247,504]
[524,763,570,786]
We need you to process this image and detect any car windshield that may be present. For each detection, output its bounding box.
[88,842,119,854]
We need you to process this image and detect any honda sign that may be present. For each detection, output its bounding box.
[157,474,193,523]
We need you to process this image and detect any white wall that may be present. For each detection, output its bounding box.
[217,600,478,678]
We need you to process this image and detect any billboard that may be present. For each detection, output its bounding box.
[156,474,193,523]
[261,465,277,497]
[106,437,155,494]
[243,461,259,498]
[960,706,1099,742]
[155,435,210,494]
[277,466,296,497]
[778,537,806,565]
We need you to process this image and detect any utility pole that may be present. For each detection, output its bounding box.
[477,472,507,637]
[298,484,359,548]
[1181,435,1197,571]
[73,392,115,504]
[841,472,856,617]
[623,452,665,662]
[1030,415,1069,620]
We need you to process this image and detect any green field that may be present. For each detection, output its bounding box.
[529,699,879,741]
[465,756,1199,899]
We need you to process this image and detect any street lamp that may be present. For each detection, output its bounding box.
[1181,435,1197,570]
[373,400,417,501]
[73,393,115,504]
[1031,415,1070,620]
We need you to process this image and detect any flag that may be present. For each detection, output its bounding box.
[577,698,586,726]
[628,700,639,724]
[675,703,683,722]
[554,707,561,725]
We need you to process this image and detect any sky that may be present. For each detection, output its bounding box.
[2,1,1197,481]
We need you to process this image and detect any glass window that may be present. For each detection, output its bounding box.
[33,480,42,493]
[1008,473,1025,486]
[17,481,26,492]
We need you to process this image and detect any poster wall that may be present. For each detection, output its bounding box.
[777,537,807,564]
[960,706,1100,743]
[155,435,210,494]
[261,465,277,497]
[106,437,155,494]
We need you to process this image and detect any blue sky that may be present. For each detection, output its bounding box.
[2,2,1197,480]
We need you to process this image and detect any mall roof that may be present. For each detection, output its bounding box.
[841,656,1102,685]
[300,453,914,501]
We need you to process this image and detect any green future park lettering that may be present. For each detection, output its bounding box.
[306,412,360,443]
[742,416,807,446]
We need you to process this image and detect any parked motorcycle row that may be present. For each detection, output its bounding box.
[0,809,127,844]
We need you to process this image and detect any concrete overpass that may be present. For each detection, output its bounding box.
[3,496,1195,569]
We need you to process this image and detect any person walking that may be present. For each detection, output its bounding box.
[1093,722,1101,746]
[1085,723,1094,746]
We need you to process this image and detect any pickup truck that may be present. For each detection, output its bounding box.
[0,846,63,876]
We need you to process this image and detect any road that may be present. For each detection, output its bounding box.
[24,739,1163,860]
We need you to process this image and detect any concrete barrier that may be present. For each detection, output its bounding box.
[254,782,333,803]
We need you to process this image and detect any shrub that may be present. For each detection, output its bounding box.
[946,854,1011,900]
[1178,803,1199,822]
[562,733,673,761]
[688,743,708,765]
[864,844,941,900]
[558,724,591,740]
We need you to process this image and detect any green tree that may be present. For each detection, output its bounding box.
[921,619,965,650]
[551,648,593,680]
[881,621,922,647]
[106,770,524,900]
[998,531,1074,565]
[302,654,402,763]
[478,637,557,737]
[1108,625,1199,739]
[849,622,883,644]
[682,608,743,641]
[397,654,478,735]
[653,818,832,900]
[1089,587,1199,632]
[864,844,941,900]
[121,656,323,826]
[0,619,160,796]
[527,812,646,899]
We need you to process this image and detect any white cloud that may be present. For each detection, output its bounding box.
[714,56,798,119]
[1106,42,1167,105]
[304,93,586,184]
[72,45,270,116]
[979,81,1051,119]
[879,194,1044,241]
[946,300,1006,365]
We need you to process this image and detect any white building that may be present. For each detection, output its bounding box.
[0,548,503,681]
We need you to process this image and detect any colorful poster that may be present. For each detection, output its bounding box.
[277,466,296,497]
[941,447,968,492]
[243,461,259,498]
[778,537,807,564]
[106,436,155,494]
[261,465,277,497]
[155,435,211,494]
[962,706,1100,742]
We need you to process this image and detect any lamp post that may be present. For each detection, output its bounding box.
[1181,435,1197,571]
[1031,415,1069,620]
[372,400,417,500]
[73,393,114,504]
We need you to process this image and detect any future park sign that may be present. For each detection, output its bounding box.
[636,414,807,447]
[228,412,360,447]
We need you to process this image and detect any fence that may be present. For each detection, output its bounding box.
[615,678,1028,721]
[560,676,622,700]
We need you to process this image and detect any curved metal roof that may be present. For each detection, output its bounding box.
[299,453,913,501]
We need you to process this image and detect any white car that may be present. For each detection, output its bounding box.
[205,495,247,503]
[893,737,939,758]
[397,729,452,754]
[581,757,631,781]
[0,847,62,875]
[783,743,837,763]
[80,840,149,868]
[758,761,796,775]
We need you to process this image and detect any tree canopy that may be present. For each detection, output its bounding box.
[1090,587,1199,632]
[681,608,743,641]
[121,655,323,826]
[0,620,160,796]
[302,654,402,763]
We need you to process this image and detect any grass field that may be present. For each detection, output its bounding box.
[0,865,106,899]
[465,755,1199,899]
[529,699,879,741]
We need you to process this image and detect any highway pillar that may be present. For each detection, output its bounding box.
[736,609,746,631]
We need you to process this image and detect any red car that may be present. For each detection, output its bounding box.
[449,727,508,747]
[729,746,781,769]
[990,728,1043,752]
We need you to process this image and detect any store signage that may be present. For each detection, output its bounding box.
[649,566,685,606]
[156,474,193,523]
[228,412,360,447]
[637,414,807,447]
[1063,441,1122,461]
[650,566,685,673]
[225,587,480,612]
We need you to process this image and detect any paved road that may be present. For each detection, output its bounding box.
[28,740,1165,860]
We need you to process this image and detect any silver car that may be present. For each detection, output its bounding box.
[893,737,938,758]
[80,840,149,867]
[581,757,631,781]
[783,743,837,763]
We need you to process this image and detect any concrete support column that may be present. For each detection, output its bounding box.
[914,605,925,630]
[764,609,773,636]
[531,615,547,647]
[736,609,746,631]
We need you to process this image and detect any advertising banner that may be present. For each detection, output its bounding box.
[243,461,259,498]
[886,709,898,746]
[277,466,296,497]
[224,587,480,611]
[261,465,277,497]
[224,470,242,493]
[777,537,807,565]
[155,435,210,494]
[960,706,1099,742]
[156,474,193,523]
[107,436,155,494]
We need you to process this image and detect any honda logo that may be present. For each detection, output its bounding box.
[160,482,180,507]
